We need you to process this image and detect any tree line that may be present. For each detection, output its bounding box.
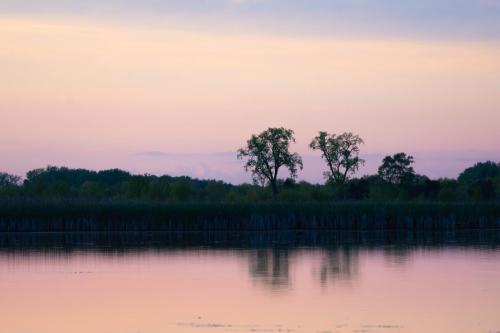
[1,127,499,202]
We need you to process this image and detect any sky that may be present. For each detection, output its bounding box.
[0,0,499,183]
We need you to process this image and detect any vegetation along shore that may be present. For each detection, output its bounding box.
[0,128,498,233]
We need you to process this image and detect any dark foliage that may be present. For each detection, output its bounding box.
[0,160,499,203]
[0,200,498,233]
[378,152,415,184]
[458,161,500,184]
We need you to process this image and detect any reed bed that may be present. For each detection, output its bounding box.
[0,199,498,233]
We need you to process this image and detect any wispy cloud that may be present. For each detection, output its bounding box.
[2,0,500,39]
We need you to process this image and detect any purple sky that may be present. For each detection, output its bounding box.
[0,1,499,182]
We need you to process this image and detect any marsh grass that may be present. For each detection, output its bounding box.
[0,199,498,232]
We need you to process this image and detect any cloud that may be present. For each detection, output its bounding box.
[2,0,500,39]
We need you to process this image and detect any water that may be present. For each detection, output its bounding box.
[1,232,500,333]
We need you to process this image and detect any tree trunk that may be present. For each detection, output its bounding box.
[270,180,278,198]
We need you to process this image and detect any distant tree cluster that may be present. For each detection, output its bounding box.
[236,127,499,202]
[238,128,365,198]
[0,128,498,203]
[0,167,233,202]
[0,162,498,203]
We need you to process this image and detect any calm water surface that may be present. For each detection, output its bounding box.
[1,235,500,333]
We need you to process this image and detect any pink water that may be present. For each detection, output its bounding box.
[1,247,500,333]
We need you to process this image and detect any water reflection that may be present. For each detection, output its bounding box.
[1,229,500,251]
[318,247,359,285]
[249,249,291,288]
[1,230,499,289]
[1,231,500,333]
[382,247,414,267]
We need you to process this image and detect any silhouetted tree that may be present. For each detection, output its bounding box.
[310,132,364,184]
[203,180,228,202]
[0,172,21,188]
[96,169,131,185]
[238,127,303,197]
[347,177,370,200]
[378,153,415,184]
[170,178,193,201]
[147,178,171,201]
[411,175,440,200]
[0,157,497,203]
[457,161,499,201]
[437,179,460,202]
[124,176,150,199]
[0,172,22,197]
[467,179,496,201]
[79,181,106,199]
[458,161,500,184]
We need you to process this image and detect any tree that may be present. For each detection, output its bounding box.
[79,181,106,199]
[309,131,364,184]
[378,152,415,184]
[0,172,21,197]
[458,161,500,184]
[0,172,21,188]
[467,179,496,201]
[203,180,228,202]
[237,127,303,197]
[170,179,193,201]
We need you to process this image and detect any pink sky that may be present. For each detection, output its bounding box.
[0,18,499,182]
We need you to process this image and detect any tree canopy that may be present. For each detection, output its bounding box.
[378,152,416,184]
[458,161,500,184]
[0,161,498,202]
[237,127,303,196]
[310,131,364,184]
[0,172,21,188]
[1,128,498,202]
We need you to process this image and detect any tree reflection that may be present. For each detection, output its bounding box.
[248,249,290,289]
[383,247,413,266]
[247,247,361,289]
[318,247,359,285]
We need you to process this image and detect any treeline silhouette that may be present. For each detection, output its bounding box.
[2,126,499,202]
[0,160,499,202]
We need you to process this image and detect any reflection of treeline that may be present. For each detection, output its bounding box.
[2,230,500,252]
[248,248,359,289]
[0,160,499,202]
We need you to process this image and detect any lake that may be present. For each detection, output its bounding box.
[0,232,499,333]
